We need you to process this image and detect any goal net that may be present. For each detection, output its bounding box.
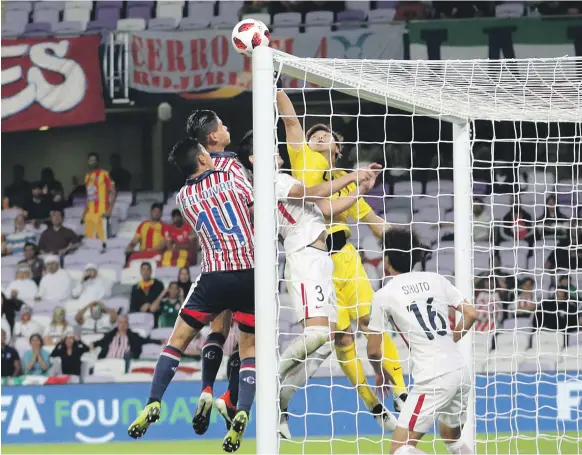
[252,49,581,454]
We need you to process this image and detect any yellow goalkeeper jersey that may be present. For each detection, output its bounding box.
[287,143,373,236]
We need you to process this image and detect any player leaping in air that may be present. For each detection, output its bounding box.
[234,131,398,438]
[367,228,477,455]
[128,137,256,453]
[276,86,409,414]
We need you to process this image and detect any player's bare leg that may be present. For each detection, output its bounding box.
[223,326,255,453]
[335,325,397,431]
[278,316,334,439]
[391,427,426,454]
[439,422,472,455]
[358,314,408,411]
[194,310,233,435]
[128,317,199,439]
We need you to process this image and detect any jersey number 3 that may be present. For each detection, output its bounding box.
[407,297,447,340]
[196,201,245,250]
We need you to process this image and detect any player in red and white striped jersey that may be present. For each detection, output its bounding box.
[129,138,257,453]
[228,130,398,439]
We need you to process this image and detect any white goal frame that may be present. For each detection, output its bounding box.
[251,46,582,455]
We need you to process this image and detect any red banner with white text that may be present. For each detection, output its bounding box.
[1,35,106,132]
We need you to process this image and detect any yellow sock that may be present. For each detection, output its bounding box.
[335,342,379,410]
[382,333,407,396]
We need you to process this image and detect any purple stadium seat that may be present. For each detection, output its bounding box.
[2,22,26,38]
[336,9,366,29]
[4,10,30,28]
[128,4,153,20]
[4,1,33,12]
[84,18,115,35]
[33,8,60,25]
[377,1,398,8]
[96,5,121,23]
[34,1,64,11]
[52,20,85,35]
[148,17,177,30]
[188,1,214,19]
[96,1,122,9]
[23,22,52,36]
[179,16,210,30]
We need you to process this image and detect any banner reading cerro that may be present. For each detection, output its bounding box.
[408,16,582,60]
[128,25,404,95]
[1,35,106,132]
[2,374,580,444]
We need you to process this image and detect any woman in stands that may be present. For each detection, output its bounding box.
[23,333,51,376]
[50,330,89,376]
[43,307,69,346]
[177,267,192,300]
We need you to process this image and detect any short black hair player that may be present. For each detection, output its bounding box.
[366,228,477,455]
[128,138,257,453]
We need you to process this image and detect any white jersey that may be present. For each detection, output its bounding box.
[275,173,326,253]
[368,271,466,383]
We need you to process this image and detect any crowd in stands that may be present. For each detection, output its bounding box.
[2,1,580,38]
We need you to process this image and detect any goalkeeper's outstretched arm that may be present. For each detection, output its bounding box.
[286,169,374,204]
[276,90,304,150]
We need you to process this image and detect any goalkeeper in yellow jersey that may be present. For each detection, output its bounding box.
[276,89,408,415]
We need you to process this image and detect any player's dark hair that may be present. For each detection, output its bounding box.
[185,110,219,147]
[169,137,204,176]
[171,208,181,218]
[237,130,253,171]
[383,228,425,273]
[150,202,163,211]
[88,152,100,161]
[305,124,343,153]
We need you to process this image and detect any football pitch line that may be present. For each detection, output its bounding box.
[4,432,580,454]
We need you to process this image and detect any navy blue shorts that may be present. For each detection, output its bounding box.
[180,269,255,331]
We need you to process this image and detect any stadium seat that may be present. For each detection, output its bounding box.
[241,12,271,26]
[495,2,525,17]
[211,14,240,28]
[218,0,242,16]
[140,343,163,359]
[346,1,371,12]
[117,18,147,31]
[336,9,366,29]
[305,10,334,33]
[23,22,52,36]
[117,372,152,382]
[33,8,60,25]
[156,1,184,23]
[53,20,86,34]
[96,4,121,23]
[4,10,30,29]
[128,313,155,332]
[151,327,172,340]
[148,17,178,30]
[93,358,125,376]
[127,2,153,21]
[187,1,214,19]
[4,1,33,12]
[494,332,531,354]
[104,297,130,314]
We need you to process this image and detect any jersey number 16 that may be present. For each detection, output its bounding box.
[407,297,448,340]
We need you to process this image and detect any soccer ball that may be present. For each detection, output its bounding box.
[231,19,270,56]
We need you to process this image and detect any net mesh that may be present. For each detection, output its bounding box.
[272,53,581,453]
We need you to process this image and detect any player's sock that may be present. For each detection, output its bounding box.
[335,342,379,410]
[237,357,256,414]
[445,440,473,455]
[394,445,426,454]
[200,332,225,394]
[279,326,330,377]
[381,333,407,396]
[227,348,241,406]
[280,342,332,410]
[148,346,181,404]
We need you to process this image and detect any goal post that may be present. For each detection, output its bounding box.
[252,48,581,454]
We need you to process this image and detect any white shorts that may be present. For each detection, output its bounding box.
[284,247,337,324]
[398,367,470,434]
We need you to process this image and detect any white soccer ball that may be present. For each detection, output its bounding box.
[231,19,270,56]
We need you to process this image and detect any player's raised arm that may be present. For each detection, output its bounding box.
[452,299,478,343]
[276,90,304,151]
[286,168,374,203]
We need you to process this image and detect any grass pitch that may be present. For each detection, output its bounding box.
[3,433,580,454]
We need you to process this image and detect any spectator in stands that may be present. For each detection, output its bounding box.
[4,214,36,256]
[499,195,535,247]
[557,274,580,301]
[84,152,116,253]
[18,243,44,285]
[1,293,24,338]
[92,315,161,360]
[129,262,164,323]
[75,301,119,334]
[67,263,111,314]
[40,167,64,203]
[177,266,192,299]
[162,209,196,267]
[1,329,21,378]
[536,194,569,241]
[37,255,73,302]
[533,286,579,334]
[473,197,492,242]
[23,182,51,225]
[125,203,166,260]
[151,282,182,328]
[43,307,69,345]
[50,331,89,376]
[13,305,45,340]
[546,223,582,272]
[508,277,537,319]
[68,176,86,207]
[38,209,80,257]
[474,276,502,332]
[22,333,51,376]
[3,164,31,210]
[6,263,38,301]
[109,153,132,192]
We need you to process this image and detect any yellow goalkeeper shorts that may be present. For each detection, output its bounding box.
[331,242,375,330]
